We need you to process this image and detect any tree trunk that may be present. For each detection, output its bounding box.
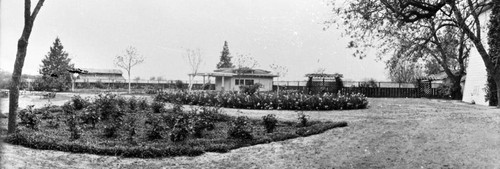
[495,78,500,108]
[128,72,131,94]
[188,75,193,92]
[450,76,463,100]
[8,39,29,133]
[494,75,500,108]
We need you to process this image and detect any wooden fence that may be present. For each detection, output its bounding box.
[273,81,443,98]
[340,87,440,98]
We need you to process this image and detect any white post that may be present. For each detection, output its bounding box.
[222,76,225,91]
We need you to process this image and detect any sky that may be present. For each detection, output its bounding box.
[0,0,388,82]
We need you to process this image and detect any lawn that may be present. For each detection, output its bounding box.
[2,95,500,168]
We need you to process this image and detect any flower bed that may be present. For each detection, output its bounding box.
[5,93,348,158]
[155,91,368,110]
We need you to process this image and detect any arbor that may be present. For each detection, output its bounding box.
[216,41,234,69]
[185,48,203,91]
[39,37,74,91]
[328,0,492,100]
[114,46,144,94]
[9,0,46,134]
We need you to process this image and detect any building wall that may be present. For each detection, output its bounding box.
[462,11,490,106]
[229,77,274,91]
[215,76,232,91]
[214,76,274,91]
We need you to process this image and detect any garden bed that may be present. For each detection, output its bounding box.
[155,91,369,110]
[4,93,348,158]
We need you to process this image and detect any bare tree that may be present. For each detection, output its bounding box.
[234,54,259,87]
[235,53,259,70]
[269,63,288,93]
[114,46,144,94]
[8,0,46,134]
[185,48,203,91]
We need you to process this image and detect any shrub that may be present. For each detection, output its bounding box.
[198,106,227,122]
[228,116,253,140]
[437,83,452,98]
[297,112,309,127]
[116,96,129,111]
[61,102,75,115]
[66,114,81,140]
[145,113,164,140]
[175,80,184,90]
[239,83,262,95]
[80,106,100,128]
[18,105,40,130]
[102,119,121,138]
[262,114,278,133]
[151,101,165,113]
[138,98,149,110]
[189,110,216,138]
[171,101,183,114]
[145,88,158,94]
[93,93,125,121]
[40,109,53,120]
[123,114,138,144]
[46,119,60,128]
[70,95,89,110]
[169,115,190,142]
[128,96,138,111]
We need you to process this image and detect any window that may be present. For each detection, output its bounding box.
[245,79,254,85]
[235,79,253,85]
[235,79,245,85]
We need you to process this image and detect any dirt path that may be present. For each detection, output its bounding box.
[2,96,500,168]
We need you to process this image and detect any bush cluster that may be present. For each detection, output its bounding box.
[155,91,369,110]
[228,116,253,140]
[6,92,350,158]
[18,105,40,130]
[239,83,262,95]
[262,114,278,133]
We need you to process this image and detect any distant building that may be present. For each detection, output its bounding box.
[75,68,125,83]
[191,68,278,91]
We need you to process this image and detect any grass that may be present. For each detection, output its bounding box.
[4,110,347,158]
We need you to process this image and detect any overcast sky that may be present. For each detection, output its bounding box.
[0,0,388,81]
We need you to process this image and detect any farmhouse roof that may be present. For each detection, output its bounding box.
[190,68,278,77]
[80,68,123,74]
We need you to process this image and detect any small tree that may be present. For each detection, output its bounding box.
[39,37,74,91]
[216,41,234,69]
[9,0,46,134]
[269,64,288,93]
[114,46,144,94]
[185,48,203,91]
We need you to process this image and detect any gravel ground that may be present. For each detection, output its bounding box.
[1,93,500,169]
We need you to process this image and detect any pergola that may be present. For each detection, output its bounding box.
[305,73,343,86]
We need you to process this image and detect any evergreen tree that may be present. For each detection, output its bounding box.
[39,37,74,91]
[216,41,234,69]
